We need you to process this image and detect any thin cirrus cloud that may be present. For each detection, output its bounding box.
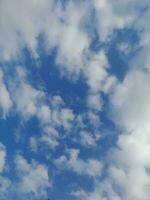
[0,0,150,200]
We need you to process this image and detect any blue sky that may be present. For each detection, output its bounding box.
[0,0,150,200]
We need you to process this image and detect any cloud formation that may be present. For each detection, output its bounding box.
[0,0,150,199]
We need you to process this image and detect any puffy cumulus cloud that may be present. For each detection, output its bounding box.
[0,143,6,173]
[113,0,150,75]
[37,104,52,125]
[72,180,122,200]
[28,95,75,151]
[0,0,143,122]
[71,1,150,196]
[69,110,102,150]
[0,0,53,60]
[107,7,150,199]
[93,0,135,42]
[47,95,75,131]
[85,50,117,112]
[107,131,150,200]
[79,130,100,147]
[76,70,150,199]
[0,0,140,69]
[106,69,150,200]
[0,70,12,118]
[55,148,102,177]
[85,51,108,93]
[75,110,101,132]
[13,80,44,119]
[54,1,90,75]
[75,69,150,198]
[10,68,45,120]
[0,144,11,199]
[51,106,74,130]
[30,126,59,151]
[117,42,132,55]
[59,108,74,129]
[15,154,51,198]
[0,0,90,72]
[0,176,11,199]
[111,69,150,131]
[40,126,59,149]
[11,69,75,130]
[87,94,102,111]
[1,1,150,200]
[129,10,150,73]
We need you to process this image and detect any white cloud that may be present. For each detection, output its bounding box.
[0,144,10,199]
[76,66,150,200]
[87,93,102,111]
[29,137,38,153]
[117,42,132,55]
[55,148,102,177]
[11,68,44,120]
[29,126,59,152]
[0,0,138,74]
[85,50,108,93]
[71,1,150,196]
[0,143,6,173]
[49,96,75,130]
[79,131,100,147]
[93,0,134,42]
[77,68,150,200]
[1,1,150,200]
[72,180,122,200]
[15,154,51,198]
[106,5,150,197]
[59,108,74,130]
[12,68,75,129]
[106,68,150,200]
[26,93,75,151]
[0,176,11,199]
[0,70,12,118]
[0,0,53,60]
[0,0,90,73]
[40,126,59,149]
[111,69,150,131]
[50,95,64,108]
[14,82,44,119]
[37,105,51,125]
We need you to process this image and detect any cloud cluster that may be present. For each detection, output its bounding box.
[0,70,12,118]
[0,0,150,199]
[15,155,51,198]
[0,143,6,173]
[55,148,102,177]
[76,69,150,200]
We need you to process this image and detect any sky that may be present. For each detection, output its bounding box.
[0,0,150,200]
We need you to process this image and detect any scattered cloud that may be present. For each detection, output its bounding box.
[15,154,51,198]
[0,0,150,199]
[55,148,102,177]
[0,70,12,118]
[0,143,6,173]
